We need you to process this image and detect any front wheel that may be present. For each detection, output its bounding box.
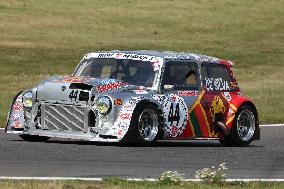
[19,135,50,142]
[220,104,258,147]
[122,103,162,144]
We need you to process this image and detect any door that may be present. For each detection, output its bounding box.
[200,62,237,137]
[159,61,201,139]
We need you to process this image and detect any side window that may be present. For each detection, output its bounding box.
[202,63,234,91]
[162,61,200,90]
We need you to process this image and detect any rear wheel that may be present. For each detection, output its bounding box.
[122,103,162,144]
[19,135,50,142]
[219,104,258,147]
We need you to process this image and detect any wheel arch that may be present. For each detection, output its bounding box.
[134,99,163,114]
[5,90,24,133]
[115,96,165,141]
[133,100,165,140]
[227,97,260,140]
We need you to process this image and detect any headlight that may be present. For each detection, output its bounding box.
[96,96,112,114]
[23,91,33,108]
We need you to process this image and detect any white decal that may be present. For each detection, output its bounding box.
[84,53,163,71]
[205,77,230,91]
[163,94,188,137]
[134,90,148,94]
[12,114,22,121]
[223,92,232,102]
[114,98,139,139]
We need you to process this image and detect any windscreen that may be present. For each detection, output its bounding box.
[74,58,156,87]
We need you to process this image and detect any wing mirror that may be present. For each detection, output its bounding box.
[163,85,174,91]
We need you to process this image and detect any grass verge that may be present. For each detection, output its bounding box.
[0,179,284,189]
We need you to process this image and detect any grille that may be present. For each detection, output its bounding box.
[41,103,89,132]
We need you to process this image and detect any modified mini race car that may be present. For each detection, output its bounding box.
[6,50,260,146]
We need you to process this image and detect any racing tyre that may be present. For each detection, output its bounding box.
[219,104,258,147]
[19,135,50,142]
[122,103,163,145]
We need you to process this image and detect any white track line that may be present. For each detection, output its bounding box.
[260,124,284,127]
[0,177,283,182]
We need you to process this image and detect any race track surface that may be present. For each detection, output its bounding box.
[0,126,283,179]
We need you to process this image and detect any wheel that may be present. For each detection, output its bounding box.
[219,104,258,147]
[19,135,50,142]
[122,103,162,144]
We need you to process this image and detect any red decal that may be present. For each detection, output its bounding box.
[12,103,23,112]
[171,95,177,102]
[170,125,178,136]
[114,99,123,106]
[11,122,22,128]
[178,91,198,97]
[115,53,123,58]
[118,129,123,136]
[152,61,160,70]
[96,82,124,93]
[119,113,132,120]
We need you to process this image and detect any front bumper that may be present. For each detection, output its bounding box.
[6,129,120,142]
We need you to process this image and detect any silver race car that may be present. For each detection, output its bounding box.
[6,50,260,146]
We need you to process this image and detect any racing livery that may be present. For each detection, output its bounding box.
[6,50,260,146]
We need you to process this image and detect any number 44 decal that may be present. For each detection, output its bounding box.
[168,103,180,125]
[69,90,79,101]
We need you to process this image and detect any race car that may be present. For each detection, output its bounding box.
[6,50,260,146]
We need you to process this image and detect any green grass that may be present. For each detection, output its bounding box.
[0,0,283,126]
[0,179,283,189]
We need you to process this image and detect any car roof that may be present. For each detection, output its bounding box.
[91,50,233,66]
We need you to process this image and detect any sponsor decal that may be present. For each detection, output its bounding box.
[205,77,230,91]
[11,122,22,128]
[117,122,129,136]
[97,53,114,58]
[178,90,198,97]
[96,82,124,93]
[62,77,90,83]
[151,60,161,71]
[117,129,123,136]
[223,92,232,102]
[118,113,132,121]
[87,53,163,71]
[99,79,117,85]
[12,114,22,121]
[113,98,142,139]
[16,95,23,102]
[134,89,148,94]
[163,94,188,137]
[114,99,123,106]
[210,96,226,118]
[12,103,23,112]
[152,94,166,104]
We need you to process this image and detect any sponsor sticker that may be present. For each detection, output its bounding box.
[163,94,188,137]
[11,122,22,128]
[12,103,23,112]
[12,114,22,121]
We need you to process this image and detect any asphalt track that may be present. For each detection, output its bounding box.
[0,126,283,179]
